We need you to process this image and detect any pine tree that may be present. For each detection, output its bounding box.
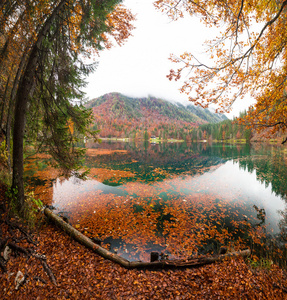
[0,0,134,214]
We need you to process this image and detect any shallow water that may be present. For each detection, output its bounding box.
[26,142,287,263]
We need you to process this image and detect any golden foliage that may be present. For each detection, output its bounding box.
[155,0,287,138]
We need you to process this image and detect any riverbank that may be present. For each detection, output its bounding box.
[99,137,185,143]
[98,137,284,145]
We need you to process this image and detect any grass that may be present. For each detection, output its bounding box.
[269,139,279,144]
[100,137,130,142]
[247,256,274,270]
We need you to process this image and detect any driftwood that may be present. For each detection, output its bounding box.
[44,207,251,269]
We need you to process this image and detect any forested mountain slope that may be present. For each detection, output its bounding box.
[86,93,227,139]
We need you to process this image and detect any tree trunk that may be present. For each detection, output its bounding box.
[5,97,12,174]
[44,207,251,269]
[0,76,10,133]
[12,0,67,215]
[6,38,39,174]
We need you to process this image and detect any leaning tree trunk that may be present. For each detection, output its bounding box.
[12,0,67,215]
[7,34,44,174]
[12,56,36,213]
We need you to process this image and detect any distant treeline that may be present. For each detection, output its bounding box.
[191,112,252,142]
[91,110,252,143]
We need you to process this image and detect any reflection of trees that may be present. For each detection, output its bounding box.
[279,209,287,243]
[199,143,251,159]
[27,141,287,266]
[238,146,287,199]
[84,141,228,184]
[86,141,251,162]
[235,145,287,268]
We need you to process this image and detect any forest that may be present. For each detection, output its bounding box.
[86,92,226,140]
[87,93,283,144]
[194,113,285,144]
[193,114,253,143]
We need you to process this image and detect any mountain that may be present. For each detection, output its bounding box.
[85,93,227,140]
[185,104,227,124]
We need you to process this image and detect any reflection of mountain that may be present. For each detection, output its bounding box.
[85,141,230,184]
[26,141,287,266]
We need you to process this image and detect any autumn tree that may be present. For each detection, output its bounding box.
[155,0,287,143]
[0,0,134,214]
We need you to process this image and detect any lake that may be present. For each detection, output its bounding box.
[26,141,287,264]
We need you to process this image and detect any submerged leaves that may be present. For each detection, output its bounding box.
[25,143,287,266]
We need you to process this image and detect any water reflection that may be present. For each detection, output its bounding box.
[238,146,287,199]
[178,160,285,234]
[26,142,287,265]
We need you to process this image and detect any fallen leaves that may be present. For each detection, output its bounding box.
[13,143,287,298]
[24,144,287,266]
[88,167,135,182]
[86,149,128,156]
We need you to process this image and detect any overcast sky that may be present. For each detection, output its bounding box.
[84,0,254,118]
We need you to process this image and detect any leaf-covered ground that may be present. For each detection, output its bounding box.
[1,187,287,299]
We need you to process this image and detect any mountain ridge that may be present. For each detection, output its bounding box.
[85,93,227,139]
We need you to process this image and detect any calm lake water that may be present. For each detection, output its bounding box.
[27,141,287,263]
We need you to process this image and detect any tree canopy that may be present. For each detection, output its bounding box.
[155,0,287,142]
[0,0,134,214]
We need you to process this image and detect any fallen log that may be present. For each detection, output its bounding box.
[44,207,251,269]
